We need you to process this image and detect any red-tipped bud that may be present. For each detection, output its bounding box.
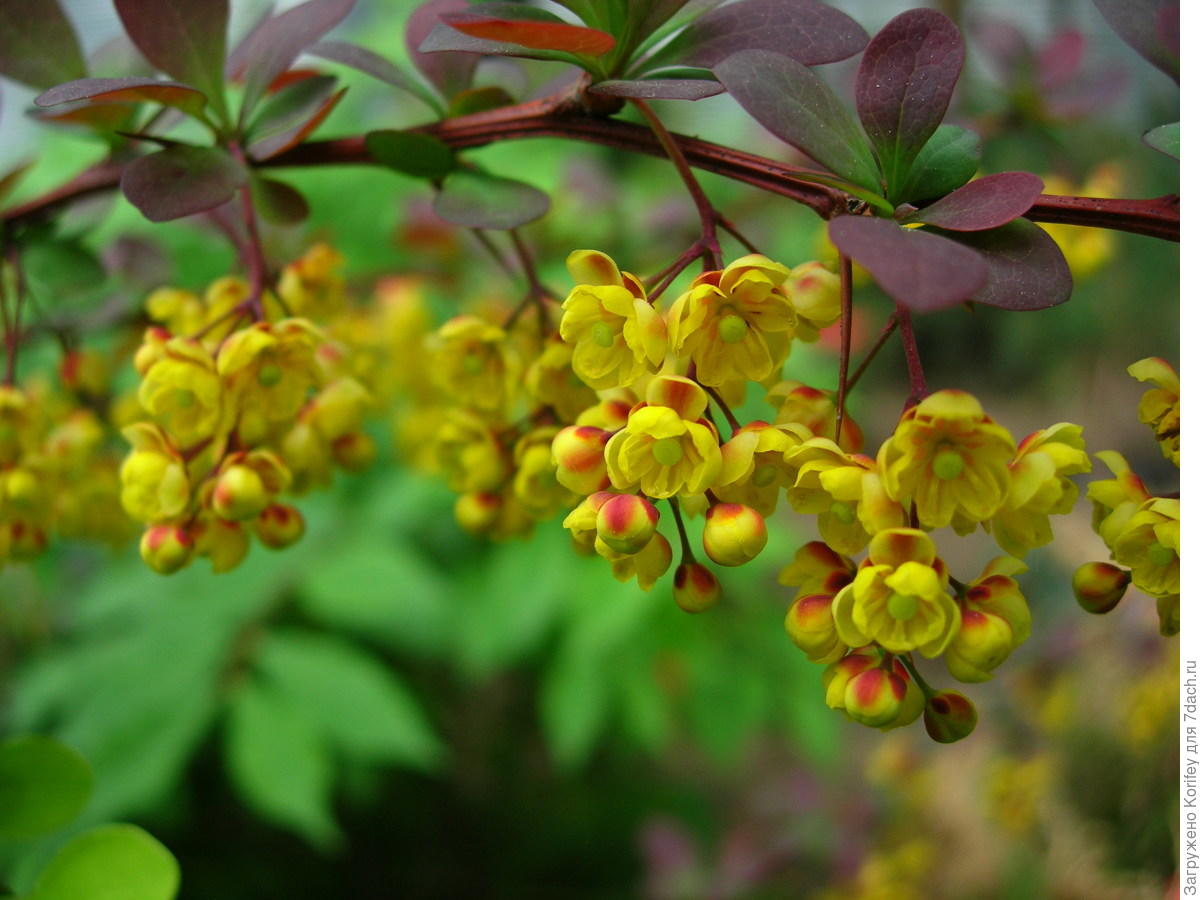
[1072,561,1131,614]
[844,667,908,728]
[332,431,377,471]
[212,465,270,521]
[455,492,502,536]
[596,494,659,554]
[254,503,305,549]
[702,502,767,566]
[784,593,846,663]
[945,609,1015,683]
[140,524,194,574]
[923,690,978,743]
[194,517,250,574]
[646,375,707,420]
[551,425,611,495]
[673,561,721,613]
[823,649,881,709]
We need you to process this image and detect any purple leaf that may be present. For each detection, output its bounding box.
[714,50,881,192]
[35,77,208,119]
[1036,29,1085,92]
[930,220,1072,311]
[0,0,86,89]
[306,41,442,112]
[120,145,247,222]
[855,8,964,193]
[651,0,867,71]
[226,3,276,79]
[406,0,478,99]
[114,0,229,118]
[827,216,987,312]
[588,78,724,100]
[434,169,549,229]
[238,0,355,121]
[902,172,1043,232]
[1092,0,1178,82]
[248,81,347,161]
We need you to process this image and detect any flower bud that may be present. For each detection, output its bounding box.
[1072,561,1130,614]
[923,690,978,743]
[455,492,502,536]
[784,593,846,663]
[596,494,659,555]
[140,524,194,574]
[332,431,376,471]
[702,502,767,566]
[844,668,909,728]
[945,609,1015,683]
[673,561,721,613]
[194,517,250,574]
[823,649,881,709]
[212,464,270,521]
[133,326,171,376]
[551,425,611,495]
[254,503,305,549]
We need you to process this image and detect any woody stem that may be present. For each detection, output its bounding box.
[835,253,852,444]
[896,306,928,406]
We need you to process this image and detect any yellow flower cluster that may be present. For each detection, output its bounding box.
[1073,357,1180,634]
[120,245,376,574]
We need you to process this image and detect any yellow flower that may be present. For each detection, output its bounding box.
[832,529,960,657]
[766,381,864,452]
[145,287,206,336]
[526,337,596,422]
[784,261,842,341]
[217,319,323,438]
[119,423,190,523]
[433,409,509,494]
[714,420,810,515]
[786,438,906,555]
[1111,497,1179,597]
[0,387,38,465]
[277,243,346,319]
[513,426,573,518]
[991,423,1090,557]
[607,531,672,590]
[603,376,721,499]
[945,557,1031,682]
[1128,357,1179,465]
[559,250,666,389]
[778,541,856,596]
[668,254,796,385]
[138,338,227,445]
[878,390,1015,529]
[428,315,514,413]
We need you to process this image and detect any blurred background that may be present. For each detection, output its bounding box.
[0,1,1179,897]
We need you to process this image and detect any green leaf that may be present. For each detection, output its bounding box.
[896,124,980,204]
[445,86,517,117]
[250,176,310,225]
[27,824,179,900]
[224,680,339,849]
[365,131,456,180]
[20,240,107,300]
[255,630,443,769]
[0,0,86,90]
[1144,121,1179,160]
[0,737,93,839]
[434,169,550,229]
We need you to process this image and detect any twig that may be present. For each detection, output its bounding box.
[835,253,852,444]
[896,306,928,407]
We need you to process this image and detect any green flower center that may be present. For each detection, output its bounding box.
[462,353,484,376]
[830,500,856,524]
[887,592,920,621]
[652,438,684,467]
[591,321,616,349]
[1147,541,1175,567]
[174,389,195,409]
[752,464,776,487]
[257,363,283,387]
[932,449,965,480]
[718,314,749,343]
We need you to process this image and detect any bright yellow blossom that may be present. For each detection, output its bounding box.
[1128,357,1179,465]
[428,315,514,413]
[217,319,323,441]
[991,423,1090,557]
[714,420,810,515]
[138,338,227,445]
[119,423,190,523]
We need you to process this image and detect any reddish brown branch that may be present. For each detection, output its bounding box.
[0,98,1180,242]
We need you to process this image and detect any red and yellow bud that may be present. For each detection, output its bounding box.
[212,465,269,521]
[645,374,708,421]
[332,431,376,471]
[596,493,659,555]
[844,667,909,728]
[778,541,856,595]
[673,561,721,613]
[767,381,864,452]
[254,503,305,549]
[702,502,767,566]
[140,524,194,574]
[609,531,673,590]
[551,425,611,495]
[784,593,846,663]
[923,690,978,743]
[784,260,842,340]
[455,492,503,536]
[945,609,1016,683]
[1072,561,1130,614]
[193,516,250,574]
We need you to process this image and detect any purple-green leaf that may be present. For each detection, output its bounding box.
[714,50,881,192]
[307,41,443,113]
[114,0,229,121]
[406,0,479,100]
[35,77,208,119]
[1092,0,1178,82]
[434,169,549,229]
[1144,121,1179,160]
[238,0,355,122]
[827,216,987,312]
[251,175,310,225]
[930,220,1072,311]
[651,0,867,71]
[120,145,247,222]
[588,78,723,100]
[0,0,86,89]
[855,8,964,195]
[902,172,1043,232]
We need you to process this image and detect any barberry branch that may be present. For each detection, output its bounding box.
[835,253,853,444]
[896,307,928,407]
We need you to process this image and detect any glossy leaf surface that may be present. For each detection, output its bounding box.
[897,124,980,203]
